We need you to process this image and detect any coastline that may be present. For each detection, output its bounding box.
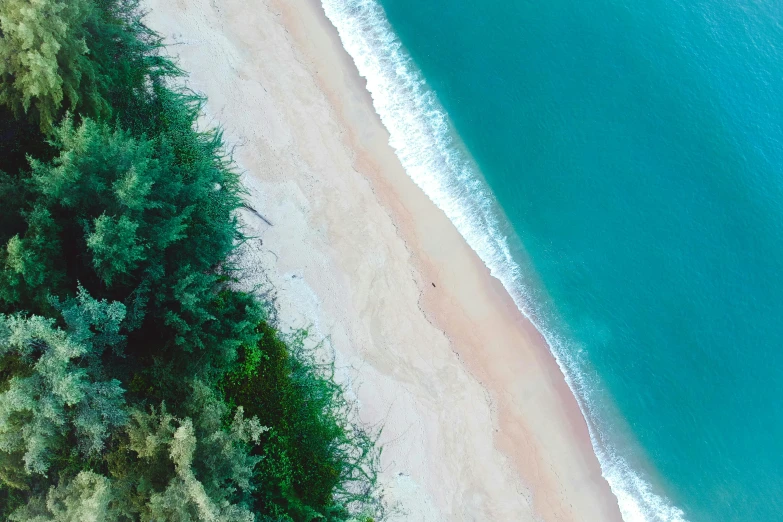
[143,0,623,520]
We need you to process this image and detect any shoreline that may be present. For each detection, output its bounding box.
[144,0,623,520]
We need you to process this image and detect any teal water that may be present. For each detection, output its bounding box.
[321,1,783,521]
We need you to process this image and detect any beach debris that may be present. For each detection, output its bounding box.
[243,204,274,226]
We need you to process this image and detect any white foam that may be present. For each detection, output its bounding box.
[319,1,688,521]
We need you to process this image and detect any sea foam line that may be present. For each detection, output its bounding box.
[319,1,687,521]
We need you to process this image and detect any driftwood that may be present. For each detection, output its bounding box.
[243,205,273,227]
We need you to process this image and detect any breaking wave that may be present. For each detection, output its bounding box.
[319,1,687,520]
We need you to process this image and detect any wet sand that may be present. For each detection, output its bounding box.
[144,1,622,520]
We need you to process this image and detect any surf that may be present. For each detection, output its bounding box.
[318,1,687,520]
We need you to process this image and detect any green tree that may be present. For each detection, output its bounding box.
[9,392,265,521]
[221,324,381,521]
[9,471,115,522]
[0,170,32,243]
[0,288,127,482]
[0,1,383,518]
[0,115,257,385]
[126,385,263,522]
[0,0,107,132]
[0,206,65,312]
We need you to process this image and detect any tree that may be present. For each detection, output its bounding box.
[8,471,115,522]
[0,0,107,132]
[1,114,256,373]
[0,1,383,518]
[131,384,264,522]
[0,170,31,245]
[221,324,382,520]
[0,206,65,313]
[0,288,127,482]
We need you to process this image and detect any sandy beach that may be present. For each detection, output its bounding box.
[143,0,623,520]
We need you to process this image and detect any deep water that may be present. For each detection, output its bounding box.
[322,0,783,521]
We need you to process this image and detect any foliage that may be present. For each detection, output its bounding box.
[0,291,127,481]
[0,113,258,394]
[222,324,381,521]
[0,0,382,520]
[9,387,264,521]
[0,0,100,132]
[0,168,31,246]
[9,470,114,522]
[0,0,175,134]
[106,385,263,521]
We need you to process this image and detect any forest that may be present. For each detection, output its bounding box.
[0,0,380,520]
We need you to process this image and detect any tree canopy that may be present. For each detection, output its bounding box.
[0,0,104,131]
[0,0,381,520]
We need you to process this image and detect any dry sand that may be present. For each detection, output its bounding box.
[143,1,624,520]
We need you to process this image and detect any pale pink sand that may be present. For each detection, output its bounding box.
[144,1,623,520]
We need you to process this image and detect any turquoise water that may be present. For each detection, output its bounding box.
[321,1,783,521]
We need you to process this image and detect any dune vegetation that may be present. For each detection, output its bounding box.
[0,0,380,520]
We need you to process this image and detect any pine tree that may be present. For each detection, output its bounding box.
[8,471,115,522]
[0,206,65,313]
[0,0,107,132]
[137,388,264,522]
[0,289,127,479]
[0,1,383,519]
[1,115,255,374]
[9,390,265,522]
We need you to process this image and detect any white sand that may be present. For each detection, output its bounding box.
[143,1,623,520]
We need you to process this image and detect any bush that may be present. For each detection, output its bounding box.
[222,323,381,521]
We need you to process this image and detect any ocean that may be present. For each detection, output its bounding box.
[320,0,783,521]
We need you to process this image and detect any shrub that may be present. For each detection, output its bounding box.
[222,323,381,521]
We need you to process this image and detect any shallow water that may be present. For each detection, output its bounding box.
[322,0,783,520]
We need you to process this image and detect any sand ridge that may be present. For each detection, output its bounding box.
[142,1,623,520]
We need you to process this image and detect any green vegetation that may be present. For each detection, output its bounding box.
[0,0,381,520]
